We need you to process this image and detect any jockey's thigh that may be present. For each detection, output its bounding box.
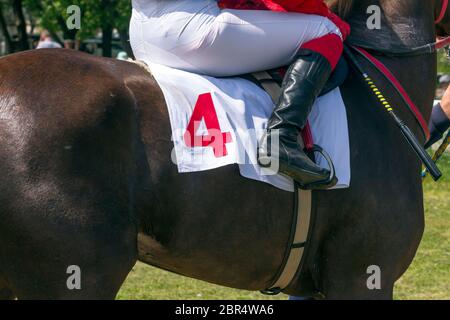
[130,0,341,77]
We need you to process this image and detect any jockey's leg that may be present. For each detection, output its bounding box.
[129,1,341,76]
[129,1,344,187]
[258,34,342,189]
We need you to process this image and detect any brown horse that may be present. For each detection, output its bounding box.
[0,0,448,299]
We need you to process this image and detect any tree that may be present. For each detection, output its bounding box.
[1,0,132,56]
[12,0,28,51]
[80,0,131,57]
[0,1,13,53]
[24,0,81,44]
[0,0,29,53]
[115,0,133,58]
[25,0,131,56]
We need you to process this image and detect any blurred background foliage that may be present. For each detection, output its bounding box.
[438,50,450,73]
[0,0,132,57]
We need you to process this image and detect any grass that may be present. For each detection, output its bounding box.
[117,153,450,300]
[394,152,450,300]
[439,51,450,74]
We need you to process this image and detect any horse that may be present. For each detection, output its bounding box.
[0,0,448,299]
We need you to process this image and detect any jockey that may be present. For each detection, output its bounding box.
[130,0,350,189]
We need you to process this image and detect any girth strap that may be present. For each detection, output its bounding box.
[253,71,314,294]
[267,188,312,291]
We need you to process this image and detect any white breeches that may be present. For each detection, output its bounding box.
[130,0,342,77]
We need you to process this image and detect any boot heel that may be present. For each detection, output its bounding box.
[299,145,338,190]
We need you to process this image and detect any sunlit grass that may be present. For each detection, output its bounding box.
[394,153,450,300]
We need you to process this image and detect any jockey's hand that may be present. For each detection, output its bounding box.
[441,85,450,119]
[425,85,450,148]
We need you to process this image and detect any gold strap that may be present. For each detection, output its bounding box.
[270,189,312,290]
[251,71,313,292]
[252,71,281,104]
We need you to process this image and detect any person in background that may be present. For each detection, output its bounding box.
[426,84,450,149]
[117,51,129,61]
[36,31,62,49]
[64,39,77,50]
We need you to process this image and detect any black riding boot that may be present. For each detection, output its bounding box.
[258,49,338,189]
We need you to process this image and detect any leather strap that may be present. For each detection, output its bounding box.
[269,189,312,290]
[252,71,314,293]
[436,0,449,24]
[252,71,282,103]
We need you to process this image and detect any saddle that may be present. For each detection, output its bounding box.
[245,56,349,100]
[133,57,352,294]
[244,56,349,150]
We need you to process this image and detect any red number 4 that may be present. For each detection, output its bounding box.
[184,93,232,158]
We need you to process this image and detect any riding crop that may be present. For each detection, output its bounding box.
[344,45,443,181]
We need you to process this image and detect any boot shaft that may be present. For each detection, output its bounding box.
[268,49,332,131]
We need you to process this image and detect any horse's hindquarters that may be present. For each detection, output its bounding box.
[0,50,141,299]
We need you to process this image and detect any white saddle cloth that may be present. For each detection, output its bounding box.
[147,62,351,192]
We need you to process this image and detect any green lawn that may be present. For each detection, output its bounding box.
[118,153,450,300]
[394,153,450,300]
